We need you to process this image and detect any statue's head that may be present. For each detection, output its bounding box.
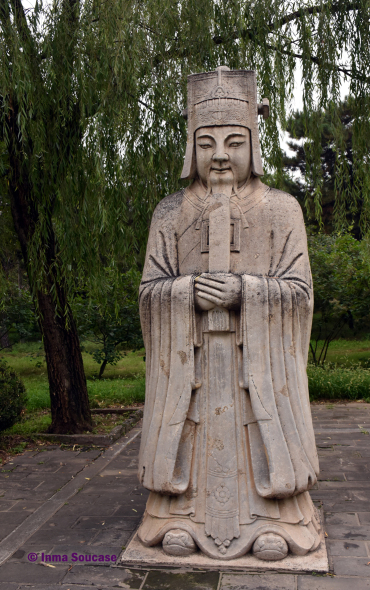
[181,66,269,189]
[195,125,251,190]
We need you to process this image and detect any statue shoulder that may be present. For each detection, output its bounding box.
[266,187,304,218]
[152,190,185,223]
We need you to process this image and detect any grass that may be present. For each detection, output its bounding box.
[0,342,145,437]
[310,338,370,368]
[308,363,370,402]
[1,409,135,436]
[2,411,52,436]
[308,337,370,401]
[2,336,370,439]
[0,341,146,413]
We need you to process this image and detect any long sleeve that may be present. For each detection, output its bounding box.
[241,193,319,500]
[138,192,197,494]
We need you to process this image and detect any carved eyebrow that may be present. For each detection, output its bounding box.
[196,132,247,141]
[225,133,246,140]
[196,134,215,141]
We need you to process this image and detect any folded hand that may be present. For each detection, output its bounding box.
[194,273,242,311]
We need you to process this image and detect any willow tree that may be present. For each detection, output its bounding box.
[1,0,369,432]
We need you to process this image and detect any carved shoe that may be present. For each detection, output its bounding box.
[162,529,197,556]
[252,532,288,561]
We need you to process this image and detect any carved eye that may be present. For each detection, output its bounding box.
[229,141,244,148]
[199,143,213,149]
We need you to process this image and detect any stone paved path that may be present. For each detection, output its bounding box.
[0,404,370,589]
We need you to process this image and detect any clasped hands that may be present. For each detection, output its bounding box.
[194,167,242,311]
[194,273,242,311]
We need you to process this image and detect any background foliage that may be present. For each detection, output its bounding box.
[282,100,358,234]
[308,232,370,365]
[2,0,370,430]
[74,268,143,378]
[0,360,27,433]
[2,0,370,295]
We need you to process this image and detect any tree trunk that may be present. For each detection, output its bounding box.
[7,101,92,434]
[12,209,92,433]
[98,358,108,379]
[38,290,92,434]
[0,325,11,350]
[17,260,23,289]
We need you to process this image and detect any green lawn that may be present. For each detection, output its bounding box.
[308,364,370,401]
[2,336,370,438]
[1,341,146,412]
[310,338,370,367]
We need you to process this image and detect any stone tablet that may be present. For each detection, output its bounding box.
[136,66,321,562]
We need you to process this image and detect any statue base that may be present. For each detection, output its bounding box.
[120,511,328,574]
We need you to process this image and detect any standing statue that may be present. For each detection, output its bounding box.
[137,66,321,561]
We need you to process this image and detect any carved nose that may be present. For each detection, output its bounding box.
[212,152,229,163]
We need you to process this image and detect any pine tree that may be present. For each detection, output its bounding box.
[283,100,359,235]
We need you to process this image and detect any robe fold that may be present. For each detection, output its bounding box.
[137,177,321,559]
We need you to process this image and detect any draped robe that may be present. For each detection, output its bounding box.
[137,177,321,560]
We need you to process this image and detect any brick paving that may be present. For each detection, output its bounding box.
[0,404,369,588]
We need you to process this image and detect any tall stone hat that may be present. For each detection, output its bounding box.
[181,65,269,180]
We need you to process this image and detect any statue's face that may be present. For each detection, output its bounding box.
[195,125,251,189]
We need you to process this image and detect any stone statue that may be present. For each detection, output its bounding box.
[137,66,321,561]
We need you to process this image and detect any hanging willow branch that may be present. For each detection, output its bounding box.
[1,0,370,298]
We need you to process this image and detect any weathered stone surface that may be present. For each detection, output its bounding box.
[90,530,133,547]
[63,565,145,588]
[28,528,97,545]
[120,530,328,573]
[331,556,370,576]
[143,570,220,590]
[220,573,297,590]
[327,539,368,556]
[136,65,322,565]
[325,524,370,540]
[298,576,370,589]
[0,562,68,584]
[1,409,370,586]
[324,512,359,526]
[0,428,141,567]
[73,516,140,530]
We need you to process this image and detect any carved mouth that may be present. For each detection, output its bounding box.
[211,167,231,172]
[164,540,186,547]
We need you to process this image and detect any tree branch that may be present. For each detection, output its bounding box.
[9,0,37,58]
[269,1,360,29]
[213,1,360,43]
[211,1,368,83]
[0,0,13,49]
[264,41,369,83]
[213,27,369,85]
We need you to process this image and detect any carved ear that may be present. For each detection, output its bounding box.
[180,143,197,179]
[258,98,269,119]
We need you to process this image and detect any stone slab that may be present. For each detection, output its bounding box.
[331,555,370,576]
[298,576,370,589]
[220,573,297,590]
[62,564,145,588]
[0,427,141,566]
[0,562,68,584]
[120,525,329,574]
[34,410,143,447]
[143,570,219,589]
[327,539,368,556]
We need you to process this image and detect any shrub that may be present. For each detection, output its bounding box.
[308,363,370,402]
[308,233,370,365]
[0,361,27,433]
